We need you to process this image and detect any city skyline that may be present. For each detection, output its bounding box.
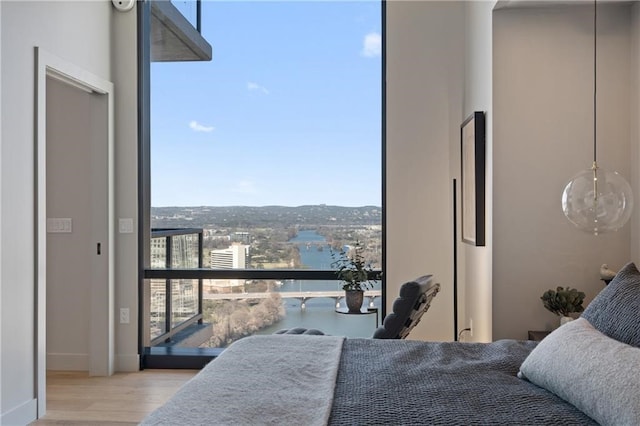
[151,1,382,208]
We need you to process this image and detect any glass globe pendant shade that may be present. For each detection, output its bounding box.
[562,163,634,235]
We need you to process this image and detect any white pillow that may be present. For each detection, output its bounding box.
[519,318,640,426]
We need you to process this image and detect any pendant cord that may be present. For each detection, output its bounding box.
[593,0,597,164]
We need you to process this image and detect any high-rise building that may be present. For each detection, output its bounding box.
[208,243,250,289]
[210,243,249,269]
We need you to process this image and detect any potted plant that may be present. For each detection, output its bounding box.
[330,241,374,313]
[540,286,586,325]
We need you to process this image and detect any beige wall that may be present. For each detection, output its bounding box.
[385,1,464,342]
[46,78,94,370]
[492,3,633,339]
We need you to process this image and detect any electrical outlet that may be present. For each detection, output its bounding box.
[470,318,473,337]
[120,308,130,324]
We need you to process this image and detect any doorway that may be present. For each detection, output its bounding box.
[35,47,115,418]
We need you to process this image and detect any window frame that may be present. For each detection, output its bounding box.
[137,0,386,368]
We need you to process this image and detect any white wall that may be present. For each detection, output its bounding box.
[0,0,3,418]
[1,2,110,421]
[112,2,140,374]
[492,3,633,339]
[459,1,495,343]
[631,2,640,262]
[385,1,464,341]
[1,1,139,422]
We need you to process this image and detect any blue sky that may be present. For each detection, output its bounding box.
[151,1,381,207]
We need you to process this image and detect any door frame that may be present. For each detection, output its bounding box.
[34,47,115,417]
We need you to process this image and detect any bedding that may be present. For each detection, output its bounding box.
[142,335,596,425]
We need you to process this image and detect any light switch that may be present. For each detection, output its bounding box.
[119,218,134,234]
[47,218,72,233]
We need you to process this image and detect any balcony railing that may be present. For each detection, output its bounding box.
[144,228,383,350]
[169,0,202,33]
[148,228,203,346]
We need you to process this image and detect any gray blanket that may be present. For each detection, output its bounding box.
[141,335,345,426]
[329,338,596,425]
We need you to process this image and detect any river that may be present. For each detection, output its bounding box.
[254,230,382,338]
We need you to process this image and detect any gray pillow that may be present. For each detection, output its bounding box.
[581,261,640,347]
[519,318,640,426]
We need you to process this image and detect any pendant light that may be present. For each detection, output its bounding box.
[561,0,633,235]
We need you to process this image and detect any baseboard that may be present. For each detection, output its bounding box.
[142,346,221,369]
[1,397,37,425]
[48,352,139,373]
[116,353,140,372]
[47,352,89,371]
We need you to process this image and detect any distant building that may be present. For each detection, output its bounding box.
[149,233,202,329]
[210,243,249,269]
[230,231,251,244]
[150,237,167,269]
[209,243,250,288]
[150,233,200,268]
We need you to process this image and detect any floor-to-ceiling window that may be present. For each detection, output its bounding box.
[142,0,382,363]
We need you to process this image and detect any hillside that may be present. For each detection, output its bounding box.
[151,205,382,229]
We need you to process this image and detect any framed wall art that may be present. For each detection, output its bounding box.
[460,111,486,246]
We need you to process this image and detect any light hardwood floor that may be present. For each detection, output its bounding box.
[29,369,198,425]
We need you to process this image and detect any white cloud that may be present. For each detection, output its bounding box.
[189,120,215,133]
[361,32,381,58]
[233,179,257,194]
[247,81,270,95]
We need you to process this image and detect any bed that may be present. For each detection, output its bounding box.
[141,263,640,426]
